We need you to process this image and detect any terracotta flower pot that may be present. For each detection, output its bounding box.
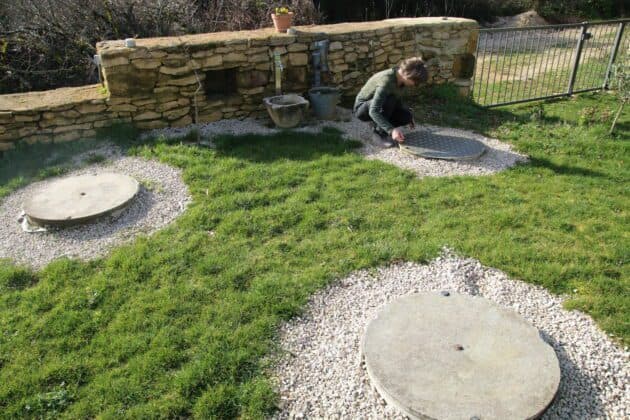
[272,12,294,33]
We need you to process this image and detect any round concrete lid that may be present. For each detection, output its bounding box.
[399,128,486,160]
[362,293,560,420]
[23,173,140,226]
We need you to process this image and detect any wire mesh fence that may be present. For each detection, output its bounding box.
[472,19,629,107]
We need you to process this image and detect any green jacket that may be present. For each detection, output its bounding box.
[354,67,406,134]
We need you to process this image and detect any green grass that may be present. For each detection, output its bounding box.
[474,58,612,106]
[0,90,628,418]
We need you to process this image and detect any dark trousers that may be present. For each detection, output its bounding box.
[353,94,413,133]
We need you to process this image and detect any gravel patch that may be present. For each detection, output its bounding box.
[142,110,527,179]
[272,250,629,419]
[0,143,191,269]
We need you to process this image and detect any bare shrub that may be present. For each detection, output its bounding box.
[0,0,320,94]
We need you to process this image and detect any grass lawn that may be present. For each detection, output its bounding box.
[0,89,628,418]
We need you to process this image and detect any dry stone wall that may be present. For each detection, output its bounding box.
[0,17,478,150]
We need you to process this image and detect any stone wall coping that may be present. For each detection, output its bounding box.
[0,85,106,112]
[97,17,478,55]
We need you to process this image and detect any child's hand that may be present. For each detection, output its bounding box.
[392,128,405,143]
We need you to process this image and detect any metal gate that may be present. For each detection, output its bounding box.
[472,19,629,107]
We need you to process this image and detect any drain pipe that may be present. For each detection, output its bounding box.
[312,39,330,87]
[274,51,284,95]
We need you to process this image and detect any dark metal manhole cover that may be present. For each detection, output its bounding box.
[399,128,486,160]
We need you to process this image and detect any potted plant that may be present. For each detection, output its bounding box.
[271,6,294,33]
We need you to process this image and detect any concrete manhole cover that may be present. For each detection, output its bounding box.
[362,292,561,420]
[400,128,487,160]
[23,173,140,226]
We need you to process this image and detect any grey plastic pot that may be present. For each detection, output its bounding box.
[308,86,341,120]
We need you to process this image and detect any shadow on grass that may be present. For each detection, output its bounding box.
[0,123,141,198]
[212,130,362,163]
[528,156,609,178]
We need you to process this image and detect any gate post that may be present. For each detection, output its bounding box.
[603,22,626,89]
[567,22,591,95]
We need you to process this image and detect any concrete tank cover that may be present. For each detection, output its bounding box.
[400,128,486,160]
[23,173,140,226]
[362,292,561,420]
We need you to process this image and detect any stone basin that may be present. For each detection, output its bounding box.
[263,94,309,128]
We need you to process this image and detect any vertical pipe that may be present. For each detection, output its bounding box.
[603,22,625,89]
[568,23,589,95]
[548,28,564,95]
[484,31,502,106]
[578,25,596,90]
[536,28,554,99]
[506,27,522,104]
[558,26,575,94]
[477,31,490,104]
[274,51,283,95]
[471,30,482,103]
[497,25,512,104]
[515,29,533,102]
[527,28,544,101]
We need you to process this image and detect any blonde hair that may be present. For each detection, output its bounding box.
[399,57,428,84]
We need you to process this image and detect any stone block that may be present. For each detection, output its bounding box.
[53,123,92,134]
[54,131,82,143]
[60,109,82,119]
[156,100,181,113]
[135,120,168,130]
[102,55,130,67]
[288,43,308,52]
[288,53,308,66]
[166,74,201,87]
[0,140,15,151]
[452,54,475,79]
[329,41,343,51]
[76,103,107,114]
[108,104,138,113]
[238,87,265,95]
[160,65,193,76]
[40,117,74,129]
[236,70,269,89]
[134,111,162,121]
[330,63,349,72]
[133,59,162,69]
[154,86,179,94]
[345,52,358,63]
[269,36,295,46]
[14,114,41,122]
[466,30,479,54]
[170,115,193,127]
[18,126,38,137]
[106,97,131,106]
[163,107,190,120]
[132,98,157,106]
[198,111,223,123]
[105,69,158,96]
[224,52,247,63]
[433,31,450,40]
[198,55,223,68]
[249,53,269,64]
[24,134,53,144]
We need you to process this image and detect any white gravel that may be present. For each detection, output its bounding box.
[142,110,527,179]
[0,143,191,269]
[272,250,629,419]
